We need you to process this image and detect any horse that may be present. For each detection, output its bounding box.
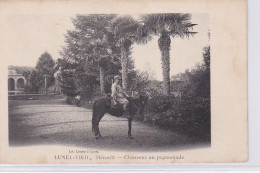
[92,95,148,139]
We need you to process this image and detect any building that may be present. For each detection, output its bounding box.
[8,66,27,92]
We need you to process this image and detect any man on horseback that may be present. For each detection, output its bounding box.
[111,75,130,118]
[92,76,148,139]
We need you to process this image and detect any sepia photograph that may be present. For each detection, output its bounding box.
[0,0,247,164]
[8,13,210,151]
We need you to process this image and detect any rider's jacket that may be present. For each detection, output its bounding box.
[111,82,127,100]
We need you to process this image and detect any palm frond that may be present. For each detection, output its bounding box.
[140,13,198,38]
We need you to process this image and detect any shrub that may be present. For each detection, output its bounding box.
[66,97,73,105]
[141,46,211,140]
[146,94,176,113]
[24,84,33,93]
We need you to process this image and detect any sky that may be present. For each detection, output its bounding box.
[2,14,209,81]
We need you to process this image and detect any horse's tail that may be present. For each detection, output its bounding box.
[92,101,96,132]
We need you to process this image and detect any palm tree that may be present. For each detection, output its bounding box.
[140,13,197,95]
[110,16,143,91]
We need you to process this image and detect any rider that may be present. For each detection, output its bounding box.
[111,75,130,118]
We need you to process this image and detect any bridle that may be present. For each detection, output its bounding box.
[132,96,146,112]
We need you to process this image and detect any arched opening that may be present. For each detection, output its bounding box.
[17,78,25,89]
[8,78,15,91]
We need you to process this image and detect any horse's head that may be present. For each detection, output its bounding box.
[138,94,149,119]
[139,94,149,108]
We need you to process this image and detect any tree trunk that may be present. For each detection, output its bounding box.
[44,75,48,94]
[158,32,171,95]
[121,46,128,91]
[99,67,105,94]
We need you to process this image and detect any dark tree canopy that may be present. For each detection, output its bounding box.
[60,14,123,98]
[36,51,55,76]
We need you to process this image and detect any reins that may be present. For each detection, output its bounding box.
[131,102,139,110]
[129,97,142,111]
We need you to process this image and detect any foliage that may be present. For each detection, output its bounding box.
[23,52,56,93]
[60,14,141,98]
[140,13,197,95]
[144,46,211,139]
[36,52,55,75]
[14,66,34,74]
[170,46,210,99]
[128,70,151,94]
[74,68,98,99]
[22,70,31,83]
[110,15,141,90]
[60,68,78,97]
[146,94,175,113]
[140,13,197,38]
[35,51,55,87]
[145,97,210,139]
[25,69,44,93]
[58,14,210,139]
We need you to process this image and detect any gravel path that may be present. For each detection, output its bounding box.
[8,96,209,151]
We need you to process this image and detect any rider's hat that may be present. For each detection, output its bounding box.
[114,75,121,80]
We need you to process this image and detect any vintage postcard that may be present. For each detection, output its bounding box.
[0,0,247,164]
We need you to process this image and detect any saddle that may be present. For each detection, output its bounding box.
[103,94,120,109]
[111,98,119,109]
[110,97,133,109]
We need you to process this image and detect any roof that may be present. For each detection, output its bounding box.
[8,66,34,75]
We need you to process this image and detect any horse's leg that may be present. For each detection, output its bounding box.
[92,105,99,139]
[93,110,102,139]
[128,117,134,139]
[96,112,105,138]
[94,120,100,139]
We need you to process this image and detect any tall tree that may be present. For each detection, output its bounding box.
[60,14,121,96]
[28,69,43,93]
[140,13,197,95]
[36,51,55,87]
[110,16,143,91]
[36,51,55,76]
[73,14,119,94]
